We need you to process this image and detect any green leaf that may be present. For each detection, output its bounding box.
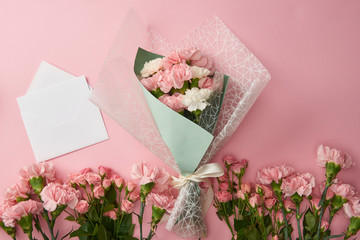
[76,216,87,224]
[101,216,115,233]
[92,224,99,236]
[104,185,117,204]
[244,225,261,240]
[65,215,75,222]
[97,224,110,240]
[88,205,99,222]
[304,210,316,231]
[234,219,250,232]
[103,204,115,213]
[70,228,91,238]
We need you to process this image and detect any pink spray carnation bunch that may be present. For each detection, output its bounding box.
[213,145,359,240]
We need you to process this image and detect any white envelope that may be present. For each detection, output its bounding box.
[17,62,109,162]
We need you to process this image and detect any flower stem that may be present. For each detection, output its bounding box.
[316,183,330,240]
[43,210,56,240]
[139,201,145,240]
[34,215,49,240]
[222,202,235,237]
[275,195,292,240]
[296,204,302,240]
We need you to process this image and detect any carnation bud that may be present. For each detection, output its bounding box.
[151,205,166,225]
[125,181,137,193]
[346,217,360,238]
[330,195,347,215]
[102,179,112,190]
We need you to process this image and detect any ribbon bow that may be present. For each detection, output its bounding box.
[171,163,224,189]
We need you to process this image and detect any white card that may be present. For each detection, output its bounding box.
[17,62,109,162]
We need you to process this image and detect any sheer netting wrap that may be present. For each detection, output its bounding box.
[90,10,270,239]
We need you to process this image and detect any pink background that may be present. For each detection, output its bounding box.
[1,0,360,239]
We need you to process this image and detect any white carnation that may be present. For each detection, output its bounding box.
[190,66,211,79]
[182,87,213,112]
[140,58,164,77]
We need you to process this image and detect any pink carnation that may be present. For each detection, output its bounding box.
[163,50,188,69]
[284,199,296,212]
[321,220,329,230]
[126,181,137,193]
[68,172,87,186]
[111,174,124,189]
[310,197,321,211]
[128,191,140,202]
[329,183,356,200]
[121,200,134,213]
[146,193,175,213]
[40,182,80,212]
[2,200,42,227]
[219,182,229,191]
[240,183,252,194]
[249,193,262,207]
[141,74,160,91]
[93,185,105,199]
[130,161,158,185]
[159,93,186,112]
[281,173,315,197]
[198,77,214,89]
[216,191,232,202]
[167,63,192,89]
[343,197,360,218]
[256,184,273,198]
[223,155,237,165]
[317,145,354,169]
[4,180,30,204]
[102,179,112,189]
[264,198,277,209]
[257,164,295,185]
[75,200,89,214]
[85,172,101,186]
[19,162,56,182]
[98,166,112,178]
[130,161,169,190]
[190,52,213,70]
[104,209,118,220]
[231,161,247,174]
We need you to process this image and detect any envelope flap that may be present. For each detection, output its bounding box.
[18,77,89,126]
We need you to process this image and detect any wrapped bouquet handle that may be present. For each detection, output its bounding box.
[90,10,270,239]
[171,163,224,189]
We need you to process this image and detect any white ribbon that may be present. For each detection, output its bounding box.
[171,163,224,213]
[171,163,224,189]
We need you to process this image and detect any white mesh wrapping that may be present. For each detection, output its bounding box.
[90,11,270,239]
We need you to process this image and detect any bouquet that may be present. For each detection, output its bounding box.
[90,10,271,238]
[213,145,360,240]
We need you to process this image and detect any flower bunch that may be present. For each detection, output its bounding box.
[66,162,175,240]
[66,166,138,239]
[139,49,221,123]
[214,145,358,240]
[0,162,76,240]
